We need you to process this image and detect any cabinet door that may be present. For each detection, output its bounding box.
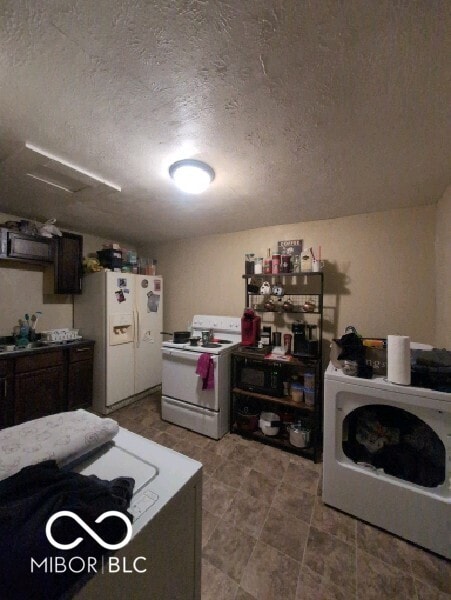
[54,232,83,294]
[0,376,13,429]
[14,366,64,425]
[67,360,93,410]
[0,359,14,429]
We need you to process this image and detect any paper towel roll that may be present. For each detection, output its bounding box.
[387,335,411,385]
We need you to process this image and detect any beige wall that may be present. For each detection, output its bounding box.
[0,212,135,337]
[435,185,451,349]
[142,205,438,346]
[2,202,445,347]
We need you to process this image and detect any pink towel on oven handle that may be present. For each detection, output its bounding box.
[195,353,215,390]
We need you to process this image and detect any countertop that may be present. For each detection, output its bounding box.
[0,338,94,357]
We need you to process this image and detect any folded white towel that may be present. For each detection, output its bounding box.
[0,410,119,480]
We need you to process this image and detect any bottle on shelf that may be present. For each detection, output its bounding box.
[281,254,291,273]
[300,249,312,272]
[263,248,272,274]
[272,253,281,274]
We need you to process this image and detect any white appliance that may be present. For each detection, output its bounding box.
[161,315,241,439]
[74,272,163,413]
[73,427,202,599]
[322,362,451,558]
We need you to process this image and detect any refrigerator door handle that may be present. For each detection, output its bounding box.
[134,309,140,347]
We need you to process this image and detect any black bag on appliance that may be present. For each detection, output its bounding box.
[334,326,373,378]
[334,326,365,362]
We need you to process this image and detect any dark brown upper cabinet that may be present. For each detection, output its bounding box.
[53,231,83,294]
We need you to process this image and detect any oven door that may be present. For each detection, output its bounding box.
[162,347,219,411]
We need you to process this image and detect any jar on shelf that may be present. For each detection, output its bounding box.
[281,254,291,273]
[245,254,255,274]
[304,390,315,407]
[254,258,263,274]
[271,254,281,274]
[303,372,315,391]
[291,382,304,403]
[300,249,312,272]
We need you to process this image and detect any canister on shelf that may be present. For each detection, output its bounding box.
[300,249,312,272]
[281,254,291,273]
[304,390,315,407]
[245,253,255,274]
[283,333,292,354]
[271,254,281,274]
[254,258,263,274]
[261,326,271,346]
[304,372,315,390]
[291,382,303,403]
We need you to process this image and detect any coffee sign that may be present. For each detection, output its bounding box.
[277,239,303,255]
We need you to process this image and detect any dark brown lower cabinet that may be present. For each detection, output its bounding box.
[0,341,94,428]
[15,365,64,424]
[67,345,94,409]
[0,359,14,429]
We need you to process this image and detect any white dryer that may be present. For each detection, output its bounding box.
[322,363,450,558]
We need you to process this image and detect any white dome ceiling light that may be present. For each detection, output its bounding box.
[169,159,215,194]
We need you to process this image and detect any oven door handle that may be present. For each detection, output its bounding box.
[162,347,217,363]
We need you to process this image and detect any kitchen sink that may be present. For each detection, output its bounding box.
[24,341,45,348]
[0,339,83,353]
[0,341,46,353]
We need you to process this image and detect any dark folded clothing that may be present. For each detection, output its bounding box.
[0,460,134,600]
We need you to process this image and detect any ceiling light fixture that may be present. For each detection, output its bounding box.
[169,159,215,194]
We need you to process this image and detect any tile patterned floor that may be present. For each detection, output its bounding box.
[112,393,451,600]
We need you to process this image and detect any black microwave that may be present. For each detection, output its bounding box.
[235,358,284,397]
[0,228,53,262]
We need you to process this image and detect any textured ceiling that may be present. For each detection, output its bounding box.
[0,1,450,244]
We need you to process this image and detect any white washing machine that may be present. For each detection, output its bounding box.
[322,363,451,558]
[74,428,202,599]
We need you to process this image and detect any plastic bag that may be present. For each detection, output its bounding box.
[37,218,62,238]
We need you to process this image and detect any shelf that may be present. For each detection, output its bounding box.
[232,427,316,457]
[232,349,320,365]
[232,387,315,411]
[242,272,323,278]
[239,265,324,463]
[253,308,321,315]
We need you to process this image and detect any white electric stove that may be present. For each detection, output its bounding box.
[161,315,241,439]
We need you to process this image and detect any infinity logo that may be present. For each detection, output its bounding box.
[46,511,133,550]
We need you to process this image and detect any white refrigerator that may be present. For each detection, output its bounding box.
[73,271,163,414]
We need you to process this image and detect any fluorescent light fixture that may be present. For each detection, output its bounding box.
[26,173,74,193]
[25,142,121,192]
[169,159,215,194]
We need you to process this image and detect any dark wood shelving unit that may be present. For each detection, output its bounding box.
[235,427,316,458]
[232,387,315,411]
[231,271,324,463]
